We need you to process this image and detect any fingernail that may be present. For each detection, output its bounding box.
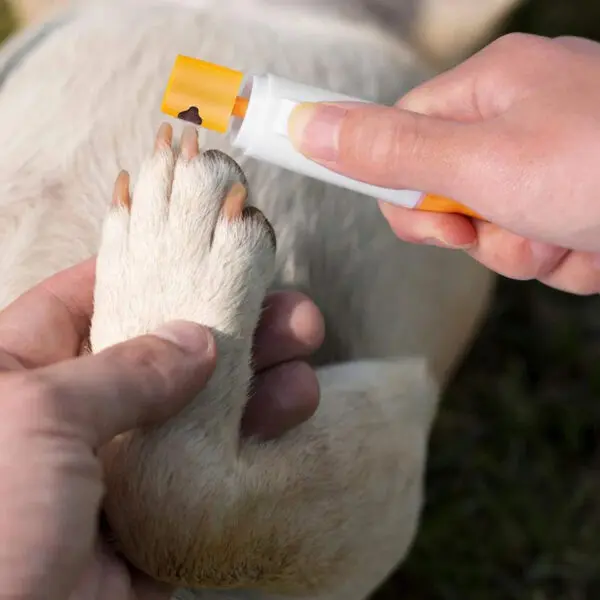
[153,320,215,356]
[421,237,474,250]
[288,102,347,161]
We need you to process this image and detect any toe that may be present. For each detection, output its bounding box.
[154,122,173,153]
[242,206,276,250]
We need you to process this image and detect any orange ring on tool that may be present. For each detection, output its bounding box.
[418,194,482,219]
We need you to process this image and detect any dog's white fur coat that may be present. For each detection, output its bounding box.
[0,1,513,599]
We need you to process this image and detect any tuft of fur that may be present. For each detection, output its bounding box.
[0,1,509,600]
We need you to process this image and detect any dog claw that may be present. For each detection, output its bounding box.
[222,182,248,220]
[155,122,173,152]
[181,125,199,159]
[112,170,131,210]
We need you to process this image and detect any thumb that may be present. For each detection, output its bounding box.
[28,320,217,448]
[287,102,485,200]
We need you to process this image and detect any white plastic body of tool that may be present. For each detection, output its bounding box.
[229,73,424,208]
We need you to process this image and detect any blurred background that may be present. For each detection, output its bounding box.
[0,0,599,598]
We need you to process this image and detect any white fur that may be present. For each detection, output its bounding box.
[0,1,510,599]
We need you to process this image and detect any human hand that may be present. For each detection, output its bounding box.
[0,258,323,599]
[288,34,600,294]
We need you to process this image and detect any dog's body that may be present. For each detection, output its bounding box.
[0,1,514,599]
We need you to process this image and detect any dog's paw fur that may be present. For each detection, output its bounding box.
[91,122,275,351]
[90,123,277,587]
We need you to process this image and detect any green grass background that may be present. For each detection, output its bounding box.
[0,0,599,598]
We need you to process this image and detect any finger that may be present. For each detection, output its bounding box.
[467,222,570,280]
[378,201,477,248]
[554,35,600,56]
[68,540,174,600]
[454,222,600,293]
[396,57,493,122]
[241,361,319,440]
[287,101,486,198]
[28,321,216,448]
[0,258,96,368]
[538,251,600,295]
[253,291,325,370]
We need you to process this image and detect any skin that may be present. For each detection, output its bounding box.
[288,33,600,295]
[0,258,324,600]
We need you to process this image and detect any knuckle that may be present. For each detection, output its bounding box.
[107,338,175,394]
[0,371,62,427]
[12,372,59,404]
[382,207,440,243]
[505,241,543,280]
[386,108,421,160]
[540,259,600,296]
[341,106,407,180]
[474,235,544,281]
[483,33,555,90]
[264,291,326,353]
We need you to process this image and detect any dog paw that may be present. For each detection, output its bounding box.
[89,123,278,586]
[90,122,276,352]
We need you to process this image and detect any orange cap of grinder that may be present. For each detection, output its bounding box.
[161,55,481,220]
[161,56,248,133]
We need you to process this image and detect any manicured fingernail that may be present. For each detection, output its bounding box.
[421,237,474,250]
[153,320,215,356]
[288,102,347,161]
